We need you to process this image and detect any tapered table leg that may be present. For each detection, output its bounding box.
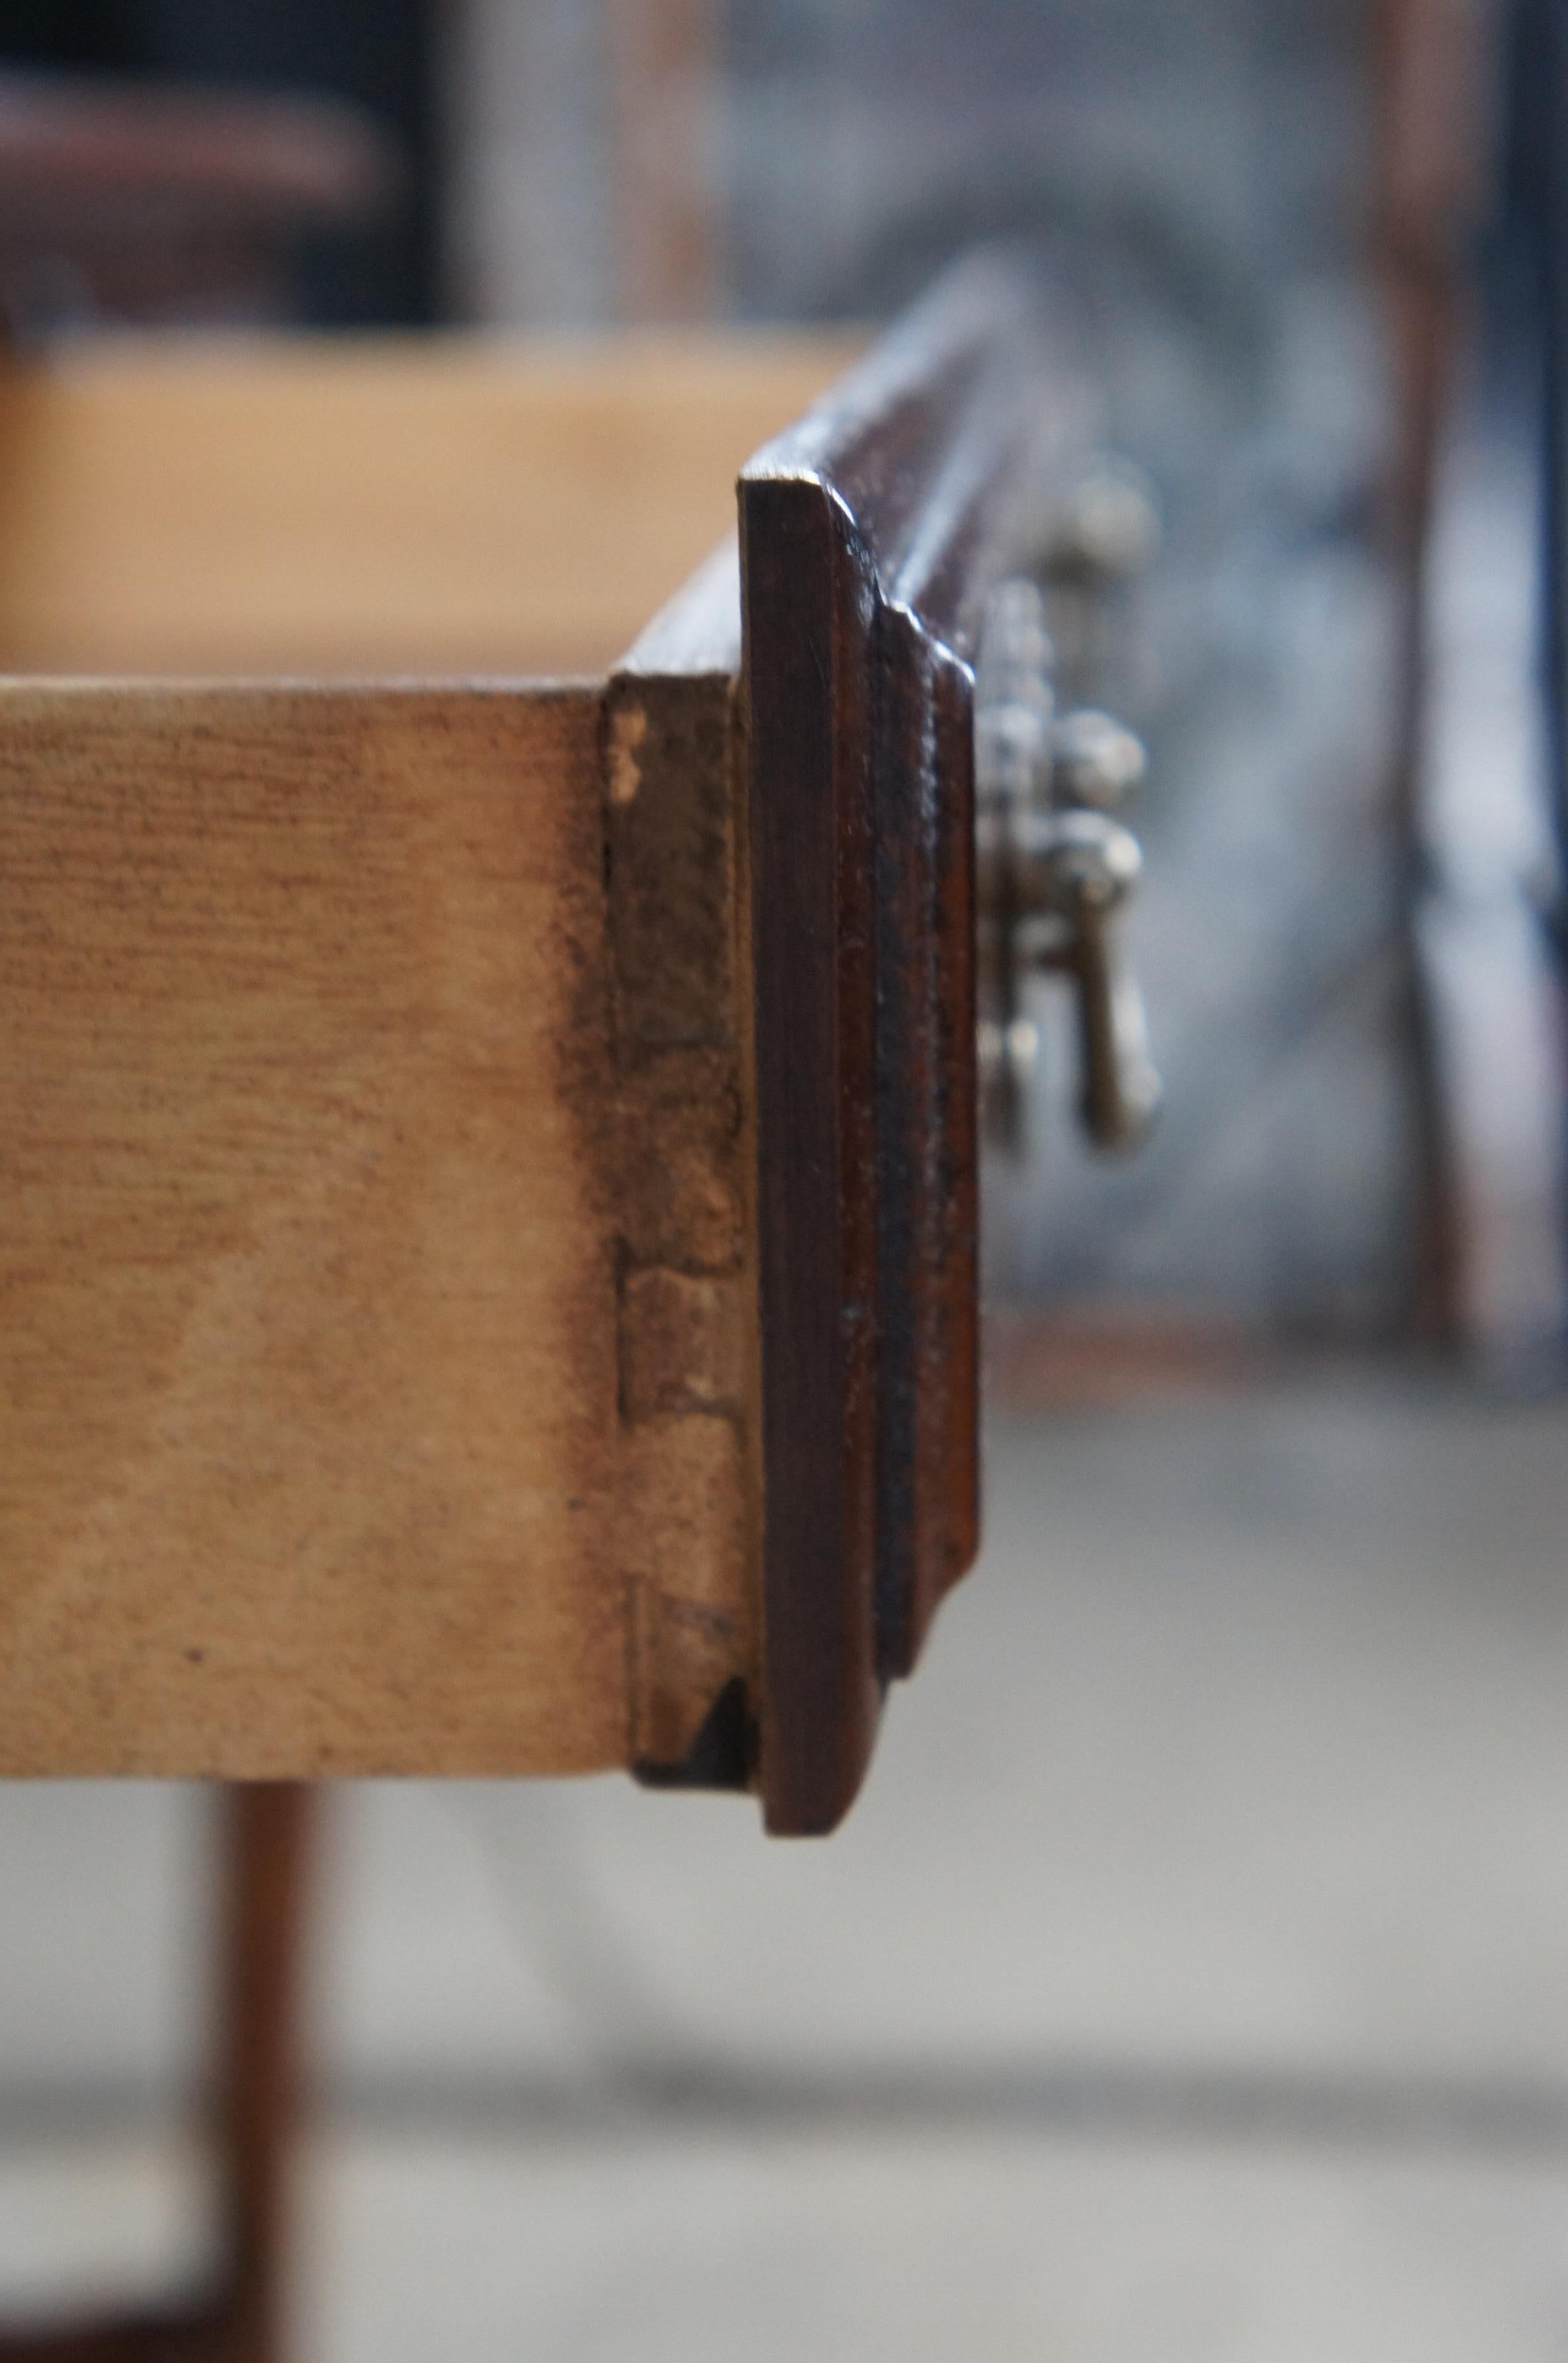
[0,1785,314,2363]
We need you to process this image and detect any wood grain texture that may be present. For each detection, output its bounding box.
[742,257,1072,1833]
[0,334,855,680]
[0,681,632,1776]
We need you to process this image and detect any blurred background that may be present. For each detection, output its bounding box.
[0,1,1566,2355]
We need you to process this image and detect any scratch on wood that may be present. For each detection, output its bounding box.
[608,704,647,805]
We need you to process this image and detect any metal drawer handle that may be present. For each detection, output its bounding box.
[976,578,1161,1156]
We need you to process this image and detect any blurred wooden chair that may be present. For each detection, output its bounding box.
[0,69,393,337]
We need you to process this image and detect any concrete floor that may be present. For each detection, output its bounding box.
[1,1371,1567,2354]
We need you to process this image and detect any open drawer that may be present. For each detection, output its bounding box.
[0,261,1071,1831]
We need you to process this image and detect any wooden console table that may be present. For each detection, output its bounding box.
[0,258,1093,2354]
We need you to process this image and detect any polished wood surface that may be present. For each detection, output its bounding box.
[742,258,1066,1832]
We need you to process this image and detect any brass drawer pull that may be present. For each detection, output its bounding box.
[977,574,1162,1156]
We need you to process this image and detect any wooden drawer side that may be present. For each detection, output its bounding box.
[0,676,756,1778]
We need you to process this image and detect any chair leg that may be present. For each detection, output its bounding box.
[0,1785,315,2363]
